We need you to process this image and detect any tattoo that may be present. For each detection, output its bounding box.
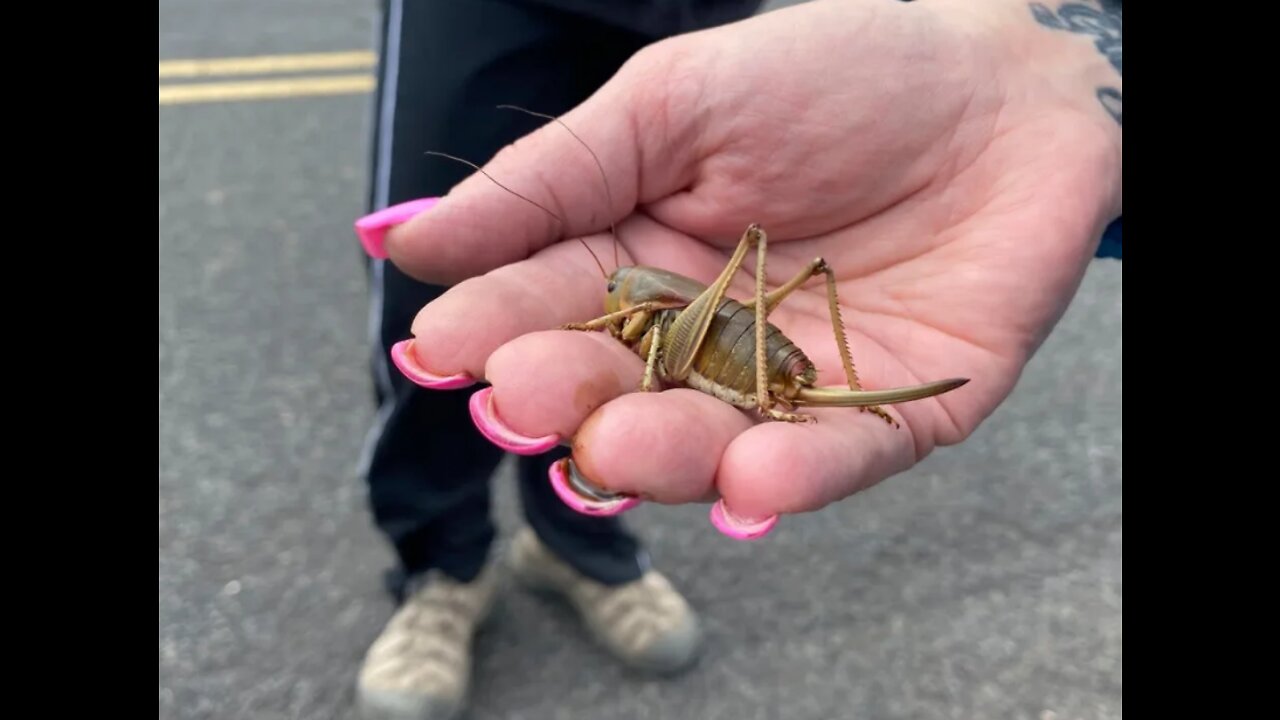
[1029,1,1122,126]
[1096,88,1121,125]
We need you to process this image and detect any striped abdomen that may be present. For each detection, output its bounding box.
[660,298,815,402]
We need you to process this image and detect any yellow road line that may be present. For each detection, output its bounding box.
[158,50,376,79]
[159,74,375,105]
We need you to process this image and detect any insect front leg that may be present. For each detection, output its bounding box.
[638,323,663,393]
[560,302,669,333]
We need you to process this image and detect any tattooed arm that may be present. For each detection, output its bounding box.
[1031,1,1122,125]
[1026,0,1122,258]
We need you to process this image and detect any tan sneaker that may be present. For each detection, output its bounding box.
[356,565,498,720]
[507,526,702,674]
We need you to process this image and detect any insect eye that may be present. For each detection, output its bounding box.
[607,281,617,293]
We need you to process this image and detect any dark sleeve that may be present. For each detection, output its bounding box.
[1096,217,1121,260]
[1097,1,1121,259]
[511,0,764,38]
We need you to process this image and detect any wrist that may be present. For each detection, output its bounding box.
[934,0,1122,244]
[1016,1,1123,255]
[936,0,1121,133]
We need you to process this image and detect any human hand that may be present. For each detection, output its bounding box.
[353,0,1121,539]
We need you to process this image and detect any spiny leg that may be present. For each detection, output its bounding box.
[664,224,761,382]
[640,323,662,392]
[817,263,897,428]
[740,255,830,423]
[741,256,826,314]
[561,301,669,333]
[741,255,894,426]
[745,227,812,423]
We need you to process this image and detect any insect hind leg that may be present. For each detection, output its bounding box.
[740,226,816,424]
[744,255,896,427]
[816,261,897,428]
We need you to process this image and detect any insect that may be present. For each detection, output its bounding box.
[428,105,970,512]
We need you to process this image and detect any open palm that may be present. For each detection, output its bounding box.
[359,0,1121,535]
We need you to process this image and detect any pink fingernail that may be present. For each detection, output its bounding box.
[468,386,560,456]
[549,458,641,517]
[709,500,778,541]
[389,339,475,390]
[354,197,441,259]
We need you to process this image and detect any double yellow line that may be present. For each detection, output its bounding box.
[159,50,377,106]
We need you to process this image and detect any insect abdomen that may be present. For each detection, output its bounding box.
[689,298,813,398]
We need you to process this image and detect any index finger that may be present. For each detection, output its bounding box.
[356,99,642,286]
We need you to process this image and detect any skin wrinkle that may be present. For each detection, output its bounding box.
[414,276,490,375]
[426,241,601,377]
[622,108,650,257]
[872,18,999,222]
[510,269,577,339]
[628,41,705,209]
[876,275,1007,359]
[779,145,993,307]
[465,145,563,264]
[560,121,635,247]
[846,314,997,446]
[673,54,771,235]
[533,161,579,244]
[738,167,954,282]
[917,28,1003,204]
[499,247,593,319]
[874,256,1017,366]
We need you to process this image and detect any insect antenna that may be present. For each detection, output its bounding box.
[496,104,621,272]
[423,150,609,279]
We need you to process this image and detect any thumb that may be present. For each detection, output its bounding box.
[363,47,690,286]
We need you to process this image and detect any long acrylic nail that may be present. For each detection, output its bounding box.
[709,500,778,541]
[389,339,475,390]
[354,197,441,259]
[468,386,560,456]
[549,458,641,517]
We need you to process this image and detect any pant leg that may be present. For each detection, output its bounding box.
[359,0,657,596]
[517,449,650,585]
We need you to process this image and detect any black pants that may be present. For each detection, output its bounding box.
[360,0,761,600]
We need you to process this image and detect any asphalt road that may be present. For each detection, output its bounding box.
[159,2,1123,719]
